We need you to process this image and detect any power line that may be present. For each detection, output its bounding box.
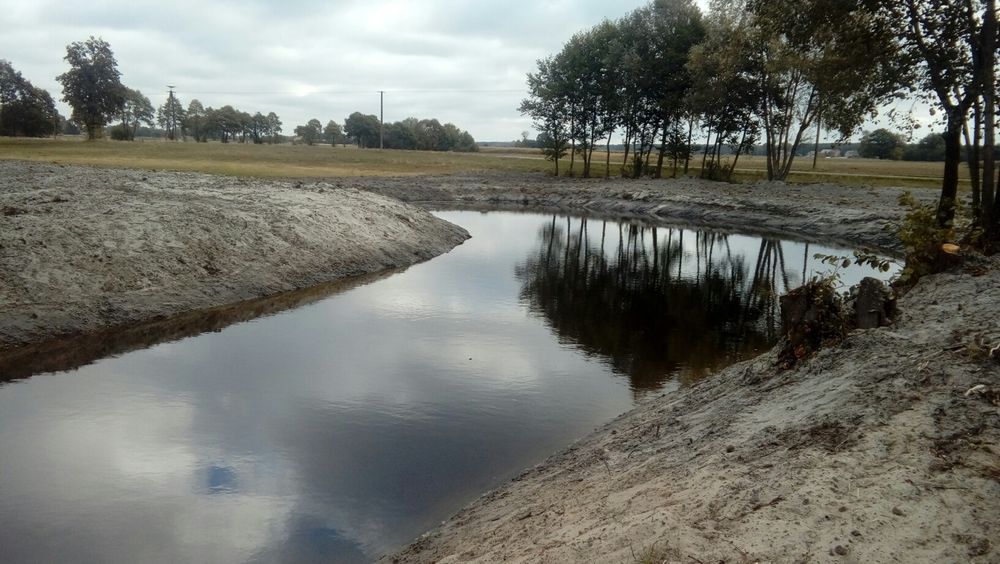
[155,87,526,96]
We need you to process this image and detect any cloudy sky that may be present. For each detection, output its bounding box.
[2,0,721,141]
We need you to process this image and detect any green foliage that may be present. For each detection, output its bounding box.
[381,117,478,152]
[157,94,185,141]
[748,0,907,180]
[294,118,322,145]
[902,132,946,161]
[859,128,905,160]
[56,36,125,140]
[118,88,154,141]
[816,251,894,273]
[323,120,344,146]
[184,100,206,142]
[344,111,381,148]
[0,60,60,138]
[897,192,956,283]
[813,250,896,291]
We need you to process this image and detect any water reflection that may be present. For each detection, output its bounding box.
[0,269,399,382]
[516,216,883,390]
[0,211,893,564]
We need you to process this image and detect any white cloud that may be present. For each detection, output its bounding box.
[1,0,678,141]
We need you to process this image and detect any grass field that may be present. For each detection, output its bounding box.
[0,137,964,188]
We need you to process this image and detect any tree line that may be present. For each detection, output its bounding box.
[0,60,61,137]
[288,113,477,152]
[522,0,1000,237]
[1,37,478,153]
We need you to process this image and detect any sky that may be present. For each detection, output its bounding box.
[2,0,934,143]
[0,0,695,141]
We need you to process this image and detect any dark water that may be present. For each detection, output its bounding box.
[0,211,893,563]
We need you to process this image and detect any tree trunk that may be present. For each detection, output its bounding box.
[982,0,997,235]
[655,122,668,179]
[605,135,612,178]
[684,118,694,175]
[938,112,964,227]
[569,137,576,177]
[812,111,821,170]
[700,128,712,178]
[963,107,981,216]
[621,127,632,176]
[729,128,748,178]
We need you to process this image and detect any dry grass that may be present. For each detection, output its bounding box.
[0,137,963,188]
[0,137,551,178]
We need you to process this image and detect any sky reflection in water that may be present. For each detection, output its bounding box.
[0,211,894,563]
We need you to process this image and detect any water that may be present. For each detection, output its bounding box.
[0,211,894,563]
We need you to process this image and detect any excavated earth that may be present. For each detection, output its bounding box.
[0,161,469,352]
[2,160,997,562]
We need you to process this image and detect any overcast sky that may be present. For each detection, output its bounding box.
[0,0,712,141]
[2,0,935,143]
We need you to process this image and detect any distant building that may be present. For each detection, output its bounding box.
[844,150,860,158]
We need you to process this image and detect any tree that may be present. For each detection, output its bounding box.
[56,37,125,140]
[746,0,906,181]
[902,132,946,162]
[858,128,904,160]
[537,131,569,170]
[520,56,571,175]
[324,120,344,146]
[157,92,185,140]
[185,99,206,142]
[1,60,59,138]
[686,7,760,180]
[116,88,154,141]
[266,112,282,144]
[344,112,381,148]
[866,0,995,230]
[294,118,322,145]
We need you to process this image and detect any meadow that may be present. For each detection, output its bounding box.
[0,137,964,189]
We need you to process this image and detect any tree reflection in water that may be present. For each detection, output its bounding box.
[516,215,802,393]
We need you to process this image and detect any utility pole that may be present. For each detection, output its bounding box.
[379,90,384,150]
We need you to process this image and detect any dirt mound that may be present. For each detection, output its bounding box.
[344,172,928,256]
[0,161,468,351]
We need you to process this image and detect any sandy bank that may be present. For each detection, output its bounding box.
[384,259,1000,563]
[345,172,934,256]
[0,161,468,352]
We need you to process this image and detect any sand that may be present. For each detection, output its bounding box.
[0,161,468,351]
[2,160,995,562]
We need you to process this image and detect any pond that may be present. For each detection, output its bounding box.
[0,210,893,563]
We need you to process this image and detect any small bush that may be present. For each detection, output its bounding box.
[109,125,129,141]
[897,192,958,284]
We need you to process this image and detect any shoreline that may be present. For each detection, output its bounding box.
[383,259,1000,563]
[340,171,935,257]
[2,160,995,561]
[0,161,469,354]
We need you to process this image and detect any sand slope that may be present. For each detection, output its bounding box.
[0,161,468,350]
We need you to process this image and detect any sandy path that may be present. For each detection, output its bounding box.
[0,161,468,351]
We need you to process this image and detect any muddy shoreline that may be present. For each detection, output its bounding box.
[339,172,933,257]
